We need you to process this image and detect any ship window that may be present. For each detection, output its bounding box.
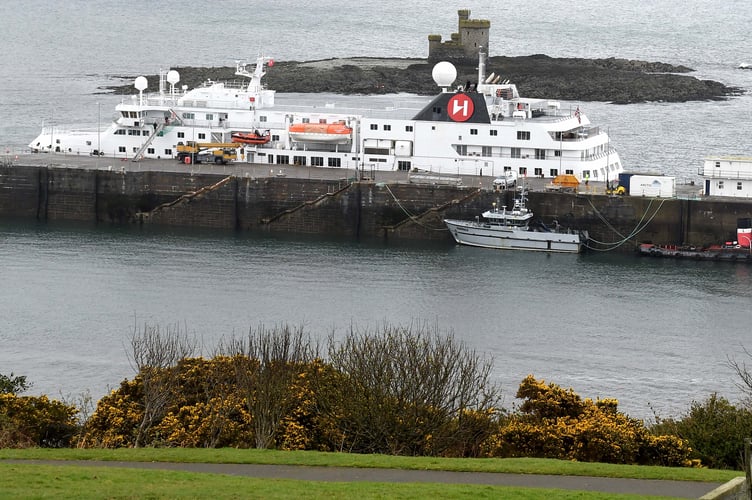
[293,156,306,166]
[481,146,492,156]
[715,161,721,168]
[490,130,497,136]
[535,149,546,160]
[177,132,184,138]
[470,129,478,135]
[517,131,530,140]
[534,168,543,177]
[259,116,267,122]
[397,161,411,171]
[276,155,289,165]
[115,129,125,135]
[268,155,274,164]
[565,169,574,175]
[328,157,341,167]
[302,118,310,124]
[206,114,213,120]
[456,145,467,155]
[550,169,558,177]
[182,112,195,119]
[86,141,92,146]
[511,147,521,158]
[738,182,743,190]
[147,148,155,154]
[383,124,391,131]
[311,157,324,166]
[132,147,138,153]
[198,133,206,140]
[118,146,126,153]
[165,148,172,155]
[364,148,389,155]
[405,125,413,132]
[519,167,527,176]
[370,124,378,130]
[718,181,724,189]
[554,150,561,157]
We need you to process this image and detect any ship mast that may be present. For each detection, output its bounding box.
[477,47,486,85]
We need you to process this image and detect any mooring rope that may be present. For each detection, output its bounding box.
[585,197,667,251]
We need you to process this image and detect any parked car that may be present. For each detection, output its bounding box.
[493,171,517,188]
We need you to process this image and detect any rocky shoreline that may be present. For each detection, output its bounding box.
[106,55,743,104]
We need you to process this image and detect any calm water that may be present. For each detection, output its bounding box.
[2,1,752,420]
[2,220,751,420]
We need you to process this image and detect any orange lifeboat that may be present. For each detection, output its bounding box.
[231,130,271,145]
[288,122,352,143]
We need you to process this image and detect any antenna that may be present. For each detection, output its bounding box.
[167,70,180,99]
[134,76,147,106]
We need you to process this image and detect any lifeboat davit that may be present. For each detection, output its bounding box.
[231,130,271,145]
[288,122,352,143]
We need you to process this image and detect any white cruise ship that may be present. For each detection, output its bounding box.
[29,49,623,181]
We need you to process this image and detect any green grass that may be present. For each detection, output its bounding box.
[0,462,687,500]
[0,448,741,483]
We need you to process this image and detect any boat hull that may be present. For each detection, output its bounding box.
[638,243,752,262]
[444,219,584,253]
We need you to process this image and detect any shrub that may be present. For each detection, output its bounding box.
[484,376,692,466]
[651,394,752,470]
[0,393,78,448]
[316,323,501,457]
[0,372,31,394]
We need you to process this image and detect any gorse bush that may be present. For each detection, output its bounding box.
[80,323,502,455]
[10,325,751,469]
[483,376,693,466]
[0,393,78,448]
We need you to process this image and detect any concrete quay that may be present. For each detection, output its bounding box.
[0,153,750,251]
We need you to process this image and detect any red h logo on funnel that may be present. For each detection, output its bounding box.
[447,94,474,122]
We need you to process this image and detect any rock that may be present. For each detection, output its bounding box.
[105,55,743,104]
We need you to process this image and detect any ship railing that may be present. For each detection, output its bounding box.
[39,125,104,136]
[457,145,617,162]
[698,168,752,180]
[582,146,619,162]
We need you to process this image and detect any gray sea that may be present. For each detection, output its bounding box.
[1,0,752,420]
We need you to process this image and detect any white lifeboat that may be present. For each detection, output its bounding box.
[289,122,352,143]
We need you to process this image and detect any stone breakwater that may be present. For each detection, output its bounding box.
[107,55,741,104]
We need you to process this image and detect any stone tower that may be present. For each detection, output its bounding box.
[428,9,491,62]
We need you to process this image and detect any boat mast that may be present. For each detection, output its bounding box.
[477,47,486,86]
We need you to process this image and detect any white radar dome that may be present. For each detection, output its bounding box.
[134,76,148,91]
[167,70,180,85]
[432,61,457,88]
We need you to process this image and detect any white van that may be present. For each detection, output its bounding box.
[493,171,517,188]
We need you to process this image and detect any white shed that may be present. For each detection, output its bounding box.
[701,156,752,198]
[628,175,675,198]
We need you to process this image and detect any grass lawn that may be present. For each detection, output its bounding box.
[0,462,683,500]
[0,448,743,499]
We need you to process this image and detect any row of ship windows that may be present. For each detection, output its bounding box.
[261,155,412,171]
[113,127,534,140]
[456,145,556,159]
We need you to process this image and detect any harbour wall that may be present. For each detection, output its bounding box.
[1,164,751,250]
